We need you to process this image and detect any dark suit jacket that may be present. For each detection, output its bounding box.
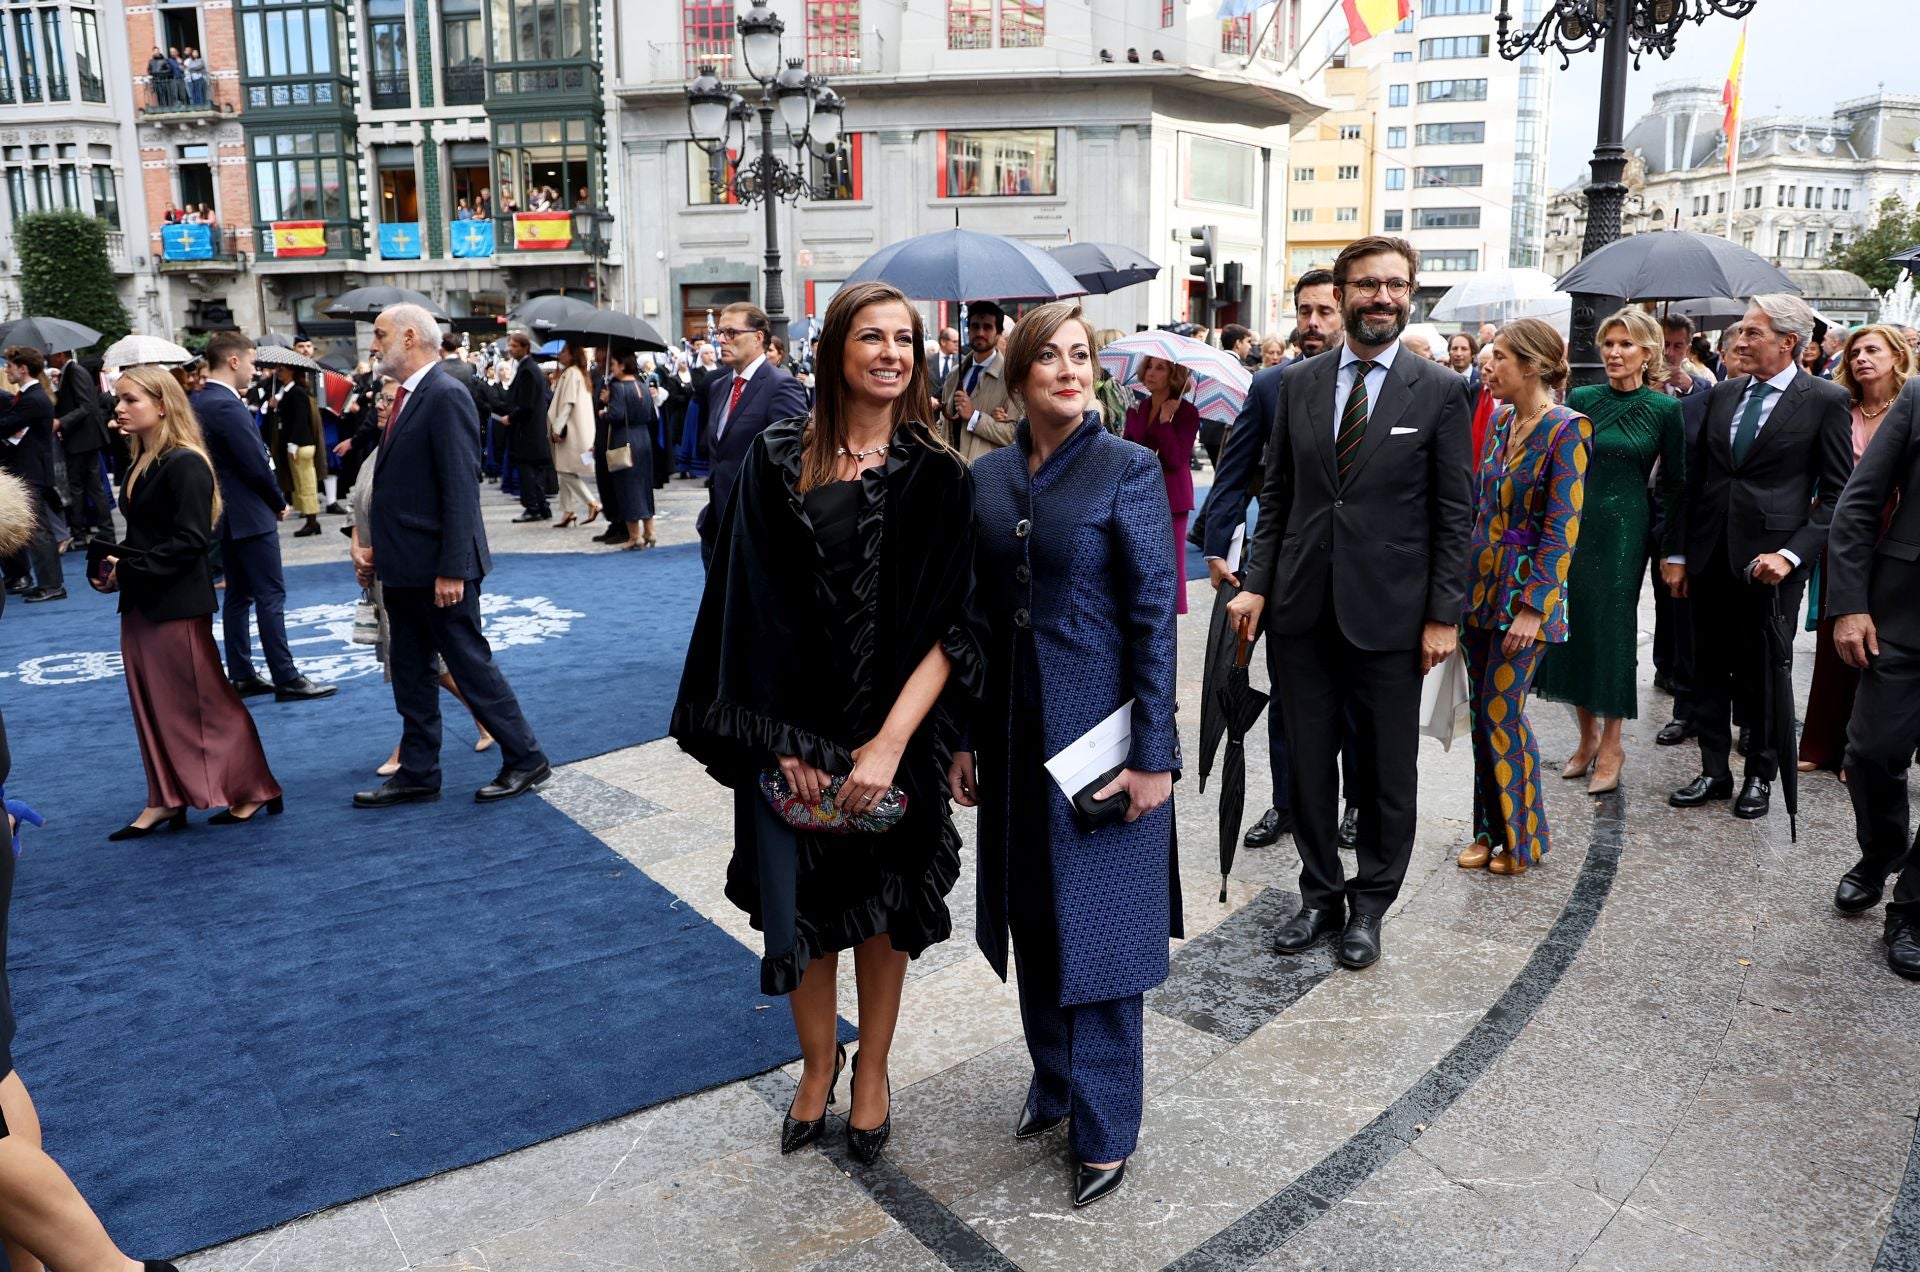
[192,382,284,541]
[1828,378,1920,643]
[1241,345,1474,651]
[54,360,107,454]
[506,354,552,463]
[3,383,57,489]
[697,362,810,542]
[1203,363,1285,561]
[436,355,489,428]
[369,366,491,587]
[1677,366,1852,580]
[117,448,218,622]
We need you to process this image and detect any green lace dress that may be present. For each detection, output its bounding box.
[1533,384,1685,719]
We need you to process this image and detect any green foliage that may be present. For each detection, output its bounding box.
[14,211,131,353]
[1826,194,1920,294]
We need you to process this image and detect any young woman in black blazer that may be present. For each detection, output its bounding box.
[93,366,282,840]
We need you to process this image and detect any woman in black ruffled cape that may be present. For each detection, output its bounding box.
[670,282,983,1165]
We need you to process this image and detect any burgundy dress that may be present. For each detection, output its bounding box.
[116,448,281,811]
[1123,397,1201,614]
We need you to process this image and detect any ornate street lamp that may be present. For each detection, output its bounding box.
[684,0,848,338]
[571,205,615,308]
[1497,0,1755,386]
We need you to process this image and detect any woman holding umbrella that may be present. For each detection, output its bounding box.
[955,300,1179,1208]
[596,350,655,550]
[1124,356,1202,614]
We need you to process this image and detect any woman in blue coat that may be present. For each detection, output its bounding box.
[950,301,1182,1209]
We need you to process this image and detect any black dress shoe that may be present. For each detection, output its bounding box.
[324,501,351,515]
[1669,774,1734,807]
[1337,912,1383,970]
[274,675,339,701]
[1073,1160,1126,1207]
[3,580,28,595]
[476,760,552,803]
[511,511,545,523]
[145,1262,183,1272]
[1835,862,1887,914]
[846,1051,892,1165]
[231,675,276,697]
[292,522,322,538]
[1274,905,1343,955]
[107,808,187,841]
[1652,671,1674,694]
[1243,807,1292,849]
[780,1042,847,1154]
[22,586,66,602]
[1737,726,1753,757]
[1732,776,1771,820]
[1889,924,1920,980]
[1337,805,1359,849]
[353,779,441,809]
[1015,1107,1067,1140]
[1656,719,1696,746]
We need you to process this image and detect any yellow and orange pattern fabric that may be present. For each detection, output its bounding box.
[1461,402,1591,642]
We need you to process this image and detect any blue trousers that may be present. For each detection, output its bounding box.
[384,581,545,787]
[1012,946,1144,1164]
[220,531,296,685]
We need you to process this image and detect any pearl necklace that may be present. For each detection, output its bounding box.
[836,443,889,461]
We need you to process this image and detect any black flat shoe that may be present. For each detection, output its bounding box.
[846,1051,892,1165]
[1655,719,1696,746]
[108,808,187,841]
[781,1042,847,1155]
[1889,924,1920,980]
[1732,777,1771,820]
[145,1262,183,1272]
[511,511,545,523]
[1835,861,1887,915]
[231,675,276,697]
[1015,1107,1067,1140]
[274,675,339,701]
[1337,912,1383,970]
[1669,774,1734,807]
[22,586,66,602]
[353,779,441,809]
[1274,905,1343,955]
[1243,807,1291,849]
[1073,1160,1126,1207]
[209,795,285,825]
[1337,805,1359,849]
[476,760,551,803]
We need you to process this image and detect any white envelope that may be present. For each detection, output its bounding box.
[1390,426,1418,435]
[1044,700,1133,801]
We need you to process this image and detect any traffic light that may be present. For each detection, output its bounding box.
[1221,261,1246,313]
[1188,225,1216,325]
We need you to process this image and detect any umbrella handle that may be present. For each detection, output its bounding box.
[1235,637,1253,669]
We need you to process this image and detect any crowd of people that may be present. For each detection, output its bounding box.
[143,46,208,109]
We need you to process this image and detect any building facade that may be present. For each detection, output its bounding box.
[1283,63,1372,289]
[0,1,147,328]
[612,1,1325,342]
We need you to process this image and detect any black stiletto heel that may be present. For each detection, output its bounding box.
[107,808,187,841]
[780,1041,847,1154]
[845,1051,892,1165]
[209,795,285,825]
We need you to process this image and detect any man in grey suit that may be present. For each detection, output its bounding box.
[1228,236,1473,971]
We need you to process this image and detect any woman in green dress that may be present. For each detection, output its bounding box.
[1535,308,1685,794]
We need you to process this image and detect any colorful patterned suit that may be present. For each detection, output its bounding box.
[1461,402,1591,864]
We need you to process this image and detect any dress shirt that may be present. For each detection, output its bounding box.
[960,351,998,432]
[1667,361,1805,569]
[1333,339,1401,438]
[714,354,765,441]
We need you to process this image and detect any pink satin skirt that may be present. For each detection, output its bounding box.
[121,609,282,810]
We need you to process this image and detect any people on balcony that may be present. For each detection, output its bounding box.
[147,49,176,109]
[184,48,208,106]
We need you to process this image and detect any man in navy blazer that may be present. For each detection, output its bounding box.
[355,304,550,808]
[697,302,809,569]
[194,331,335,701]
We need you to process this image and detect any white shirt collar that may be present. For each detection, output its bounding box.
[1755,362,1798,394]
[1340,338,1401,372]
[400,361,435,394]
[731,354,766,383]
[969,350,998,372]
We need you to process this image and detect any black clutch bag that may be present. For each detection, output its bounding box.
[1070,764,1130,832]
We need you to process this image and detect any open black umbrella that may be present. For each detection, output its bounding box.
[1198,580,1242,792]
[1046,242,1161,296]
[0,316,101,354]
[1215,636,1270,902]
[255,332,296,349]
[846,228,1085,302]
[324,286,449,321]
[1887,243,1920,277]
[539,309,670,353]
[1764,584,1800,842]
[509,294,595,331]
[1554,230,1799,302]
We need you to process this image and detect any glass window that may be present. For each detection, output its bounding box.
[90,164,118,228]
[948,0,991,49]
[1419,78,1487,103]
[1184,135,1256,208]
[5,169,24,219]
[1805,231,1818,258]
[32,167,51,210]
[250,128,359,236]
[239,1,346,108]
[443,0,485,104]
[1001,0,1043,48]
[495,115,601,220]
[1387,127,1406,148]
[1336,207,1358,222]
[686,141,739,206]
[1417,164,1482,187]
[683,1,733,76]
[1387,84,1408,107]
[1424,249,1479,271]
[74,7,103,101]
[808,133,862,200]
[807,0,861,74]
[1423,0,1490,13]
[1716,191,1726,212]
[1414,121,1484,145]
[1336,164,1359,180]
[1392,50,1411,62]
[1382,210,1404,231]
[1414,206,1479,228]
[1418,36,1488,59]
[1291,207,1312,223]
[14,11,39,102]
[1339,124,1362,140]
[1292,166,1315,182]
[376,145,417,221]
[41,9,67,101]
[940,129,1055,197]
[1776,230,1788,257]
[1384,167,1405,190]
[368,0,409,109]
[1221,15,1251,55]
[489,0,594,92]
[1162,0,1173,26]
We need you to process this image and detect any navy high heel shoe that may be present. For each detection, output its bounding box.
[108,808,187,841]
[780,1042,847,1154]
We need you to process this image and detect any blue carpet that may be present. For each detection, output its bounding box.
[0,546,814,1258]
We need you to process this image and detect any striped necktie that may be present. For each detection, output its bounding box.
[1336,360,1376,483]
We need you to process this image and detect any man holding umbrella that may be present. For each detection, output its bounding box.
[938,301,1015,463]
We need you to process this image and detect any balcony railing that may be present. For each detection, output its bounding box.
[78,69,103,102]
[159,224,244,269]
[444,63,484,105]
[490,60,598,97]
[141,82,217,114]
[370,70,409,110]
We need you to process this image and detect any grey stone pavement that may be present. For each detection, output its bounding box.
[174,468,1920,1271]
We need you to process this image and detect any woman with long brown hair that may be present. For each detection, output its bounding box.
[92,366,282,839]
[1123,354,1202,613]
[547,341,600,528]
[672,281,981,1167]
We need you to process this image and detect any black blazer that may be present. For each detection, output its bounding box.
[696,363,809,542]
[368,366,491,587]
[276,382,317,448]
[192,382,284,541]
[54,359,108,454]
[1677,367,1853,580]
[1828,379,1920,644]
[1241,345,1474,651]
[3,383,57,489]
[1203,362,1286,561]
[506,354,552,463]
[116,448,218,621]
[435,355,489,428]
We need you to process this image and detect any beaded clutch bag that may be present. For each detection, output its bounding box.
[758,768,908,835]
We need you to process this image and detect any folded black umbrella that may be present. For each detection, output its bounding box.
[1764,584,1799,842]
[1216,636,1269,903]
[1199,580,1242,792]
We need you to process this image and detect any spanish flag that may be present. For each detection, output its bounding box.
[270,221,326,258]
[1342,0,1409,45]
[513,211,573,251]
[1721,22,1747,173]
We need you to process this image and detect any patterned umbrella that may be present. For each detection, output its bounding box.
[101,335,191,367]
[1098,330,1251,426]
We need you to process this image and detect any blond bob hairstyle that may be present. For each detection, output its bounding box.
[1832,323,1914,406]
[1493,317,1570,391]
[1596,307,1667,386]
[116,363,223,527]
[1004,300,1098,410]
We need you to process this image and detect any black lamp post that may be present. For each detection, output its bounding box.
[1496,0,1754,387]
[684,0,847,341]
[570,205,615,308]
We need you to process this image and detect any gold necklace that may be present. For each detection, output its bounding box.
[1861,397,1892,420]
[1504,401,1551,461]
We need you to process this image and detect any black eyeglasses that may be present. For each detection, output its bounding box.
[1345,278,1413,299]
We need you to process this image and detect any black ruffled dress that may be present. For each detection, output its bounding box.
[670,418,984,995]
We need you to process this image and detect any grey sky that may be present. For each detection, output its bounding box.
[1543,1,1911,189]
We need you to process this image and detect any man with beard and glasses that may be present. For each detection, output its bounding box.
[937,301,1014,462]
[1227,237,1474,971]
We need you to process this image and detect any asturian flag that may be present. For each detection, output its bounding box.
[451,219,496,258]
[512,211,572,251]
[1341,0,1410,45]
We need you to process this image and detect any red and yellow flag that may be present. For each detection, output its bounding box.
[1722,22,1747,172]
[513,211,573,251]
[269,221,326,258]
[1342,0,1410,45]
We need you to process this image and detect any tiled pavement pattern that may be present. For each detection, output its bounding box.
[177,473,1920,1271]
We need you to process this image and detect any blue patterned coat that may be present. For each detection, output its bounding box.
[970,416,1184,1008]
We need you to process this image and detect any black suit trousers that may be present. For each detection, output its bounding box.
[24,485,61,590]
[220,531,295,685]
[1689,556,1799,781]
[1650,556,1701,724]
[65,448,111,534]
[383,582,545,787]
[1845,633,1920,925]
[1271,614,1422,917]
[516,461,552,514]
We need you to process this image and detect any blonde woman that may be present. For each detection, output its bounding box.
[1534,307,1685,795]
[547,342,600,528]
[93,367,282,839]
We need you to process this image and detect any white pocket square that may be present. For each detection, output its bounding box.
[1390,426,1418,435]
